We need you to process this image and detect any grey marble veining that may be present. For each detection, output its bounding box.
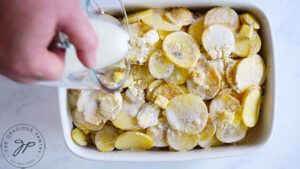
[1,0,300,168]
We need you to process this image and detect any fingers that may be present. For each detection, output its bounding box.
[1,49,65,83]
[58,1,98,69]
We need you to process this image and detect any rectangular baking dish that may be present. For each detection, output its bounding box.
[58,0,275,161]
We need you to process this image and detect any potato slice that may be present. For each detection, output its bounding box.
[151,83,185,102]
[71,128,89,146]
[225,60,238,89]
[202,25,235,60]
[130,64,155,89]
[166,94,208,134]
[71,110,104,133]
[216,121,247,143]
[148,50,175,79]
[77,90,103,125]
[146,79,164,100]
[128,37,160,64]
[157,30,172,40]
[115,132,154,150]
[218,88,243,102]
[188,16,205,45]
[146,117,169,147]
[198,135,223,148]
[210,58,228,90]
[249,31,261,55]
[137,103,160,129]
[209,94,242,125]
[240,13,260,29]
[68,89,80,109]
[163,31,200,68]
[97,92,122,121]
[142,9,182,31]
[187,58,221,100]
[164,8,194,26]
[239,24,254,38]
[167,128,200,151]
[125,86,145,104]
[95,124,119,152]
[199,116,216,141]
[154,95,169,109]
[179,85,189,94]
[242,86,262,127]
[232,36,251,57]
[124,9,154,23]
[128,22,151,38]
[235,54,265,92]
[143,29,160,45]
[165,66,188,85]
[204,7,240,31]
[112,100,143,130]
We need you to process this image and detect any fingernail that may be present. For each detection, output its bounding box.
[89,52,97,68]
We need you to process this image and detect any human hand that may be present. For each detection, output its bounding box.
[0,0,98,83]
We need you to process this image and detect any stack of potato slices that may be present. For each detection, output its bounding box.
[69,6,265,152]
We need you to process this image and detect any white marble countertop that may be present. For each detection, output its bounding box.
[1,0,300,168]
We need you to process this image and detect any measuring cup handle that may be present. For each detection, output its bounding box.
[49,32,71,49]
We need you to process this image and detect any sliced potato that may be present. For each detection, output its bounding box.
[225,60,238,89]
[148,50,175,79]
[130,64,154,89]
[115,132,154,150]
[146,79,164,100]
[128,37,161,64]
[142,9,182,31]
[204,7,240,31]
[166,94,208,134]
[167,128,200,151]
[137,103,160,129]
[249,31,261,55]
[218,88,243,102]
[164,8,194,26]
[77,90,103,125]
[111,100,143,130]
[239,24,253,38]
[163,31,200,68]
[146,117,169,147]
[216,121,247,143]
[202,25,235,60]
[157,30,172,39]
[71,110,104,132]
[95,125,119,152]
[209,94,242,125]
[242,86,262,127]
[128,22,151,38]
[187,59,221,100]
[143,29,160,45]
[68,89,80,109]
[188,16,204,45]
[199,135,223,148]
[124,9,154,23]
[179,85,189,94]
[235,54,265,92]
[233,36,251,57]
[240,13,260,29]
[165,66,188,85]
[151,83,185,102]
[71,128,89,146]
[154,95,169,109]
[199,116,216,141]
[97,92,122,121]
[125,86,145,104]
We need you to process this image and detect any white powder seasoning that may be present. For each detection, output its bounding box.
[137,103,160,129]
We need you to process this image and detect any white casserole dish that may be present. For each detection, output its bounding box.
[58,0,275,161]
